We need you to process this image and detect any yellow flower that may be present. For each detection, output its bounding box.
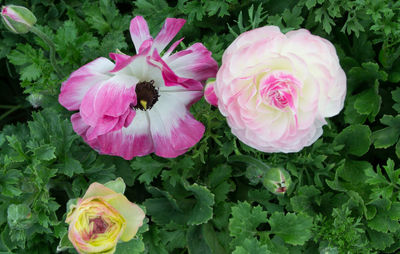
[66,182,145,254]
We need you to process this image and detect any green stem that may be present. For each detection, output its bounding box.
[30,26,64,79]
[228,154,270,171]
[0,106,21,122]
[0,105,18,109]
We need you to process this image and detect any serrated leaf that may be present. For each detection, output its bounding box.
[183,182,215,225]
[187,225,212,254]
[229,201,268,247]
[33,145,56,161]
[115,238,145,254]
[130,156,165,185]
[353,83,381,121]
[334,124,371,156]
[372,115,400,149]
[232,238,271,254]
[61,157,84,177]
[269,212,313,245]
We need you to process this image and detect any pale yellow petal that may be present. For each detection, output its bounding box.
[104,194,145,241]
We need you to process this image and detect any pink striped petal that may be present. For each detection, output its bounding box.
[163,37,184,58]
[94,111,154,159]
[59,58,114,111]
[148,50,203,91]
[166,43,218,81]
[153,18,186,53]
[79,75,138,139]
[130,16,152,54]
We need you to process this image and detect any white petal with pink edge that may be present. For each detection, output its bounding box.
[129,16,152,54]
[165,43,218,82]
[148,90,204,157]
[58,57,114,111]
[153,18,186,53]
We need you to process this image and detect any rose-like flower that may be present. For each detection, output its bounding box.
[1,5,36,34]
[59,16,218,159]
[205,26,346,153]
[66,182,145,254]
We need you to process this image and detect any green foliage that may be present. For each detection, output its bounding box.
[1,0,400,253]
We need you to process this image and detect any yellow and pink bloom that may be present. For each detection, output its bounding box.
[66,182,145,254]
[59,16,218,159]
[205,26,346,153]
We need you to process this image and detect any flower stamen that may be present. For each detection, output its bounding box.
[133,80,159,111]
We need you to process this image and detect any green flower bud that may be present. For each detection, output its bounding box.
[1,5,37,34]
[262,167,291,195]
[27,93,44,108]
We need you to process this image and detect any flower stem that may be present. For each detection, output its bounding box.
[30,26,64,79]
[228,154,270,171]
[0,105,21,122]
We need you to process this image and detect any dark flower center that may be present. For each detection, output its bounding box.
[90,217,108,235]
[133,80,159,111]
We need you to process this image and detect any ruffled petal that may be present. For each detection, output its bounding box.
[148,90,204,158]
[79,75,138,139]
[103,194,145,242]
[129,16,152,54]
[165,43,218,81]
[59,57,114,111]
[153,18,186,53]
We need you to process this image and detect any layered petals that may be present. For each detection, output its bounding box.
[206,25,346,153]
[66,182,145,254]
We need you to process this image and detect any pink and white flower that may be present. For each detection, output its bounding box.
[205,26,346,153]
[59,16,218,159]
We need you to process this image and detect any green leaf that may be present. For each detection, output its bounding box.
[353,82,381,122]
[372,115,400,149]
[56,231,74,252]
[115,238,145,254]
[183,182,215,225]
[232,238,271,254]
[269,212,313,245]
[187,225,212,254]
[367,229,394,250]
[130,156,165,185]
[229,201,268,247]
[61,157,84,177]
[334,124,371,156]
[32,144,56,161]
[290,185,321,215]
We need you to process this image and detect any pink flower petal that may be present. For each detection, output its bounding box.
[163,37,184,58]
[148,50,204,91]
[148,90,204,158]
[153,18,186,53]
[59,57,114,111]
[166,43,218,81]
[129,16,152,54]
[204,81,218,106]
[79,75,138,139]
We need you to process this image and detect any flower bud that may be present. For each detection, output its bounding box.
[1,5,37,34]
[262,167,291,195]
[27,93,44,108]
